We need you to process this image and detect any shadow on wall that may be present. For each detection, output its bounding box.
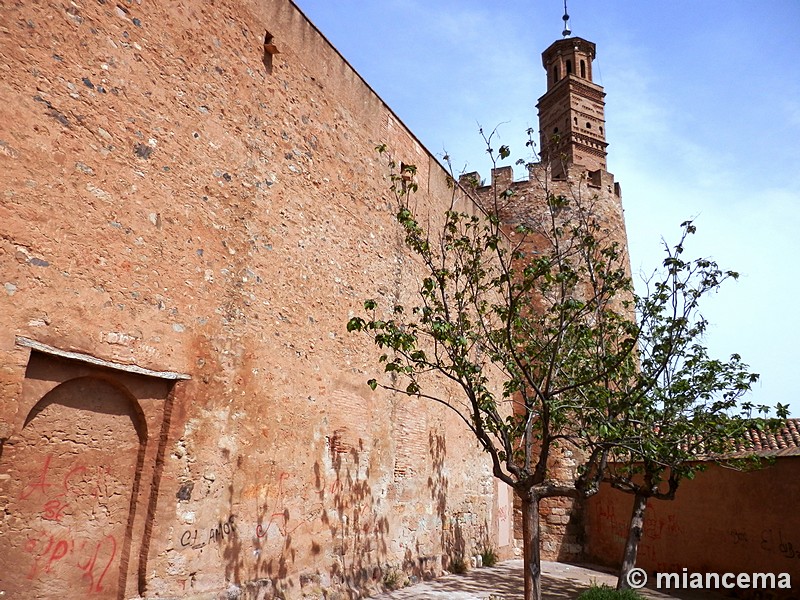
[215,430,470,597]
[324,439,390,593]
[221,434,390,598]
[429,430,462,574]
[557,497,585,563]
[222,461,246,587]
[430,429,494,575]
[208,421,494,597]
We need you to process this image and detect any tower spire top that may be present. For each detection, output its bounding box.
[561,0,571,38]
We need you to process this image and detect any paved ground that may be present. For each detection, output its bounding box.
[370,560,715,600]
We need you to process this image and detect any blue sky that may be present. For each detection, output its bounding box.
[293,0,800,416]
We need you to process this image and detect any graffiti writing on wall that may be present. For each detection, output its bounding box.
[643,510,682,541]
[761,528,800,560]
[699,527,800,561]
[593,499,682,543]
[15,454,121,594]
[593,498,800,569]
[23,529,117,593]
[729,529,749,545]
[19,454,114,520]
[255,472,326,540]
[593,500,628,540]
[249,467,382,547]
[179,515,237,551]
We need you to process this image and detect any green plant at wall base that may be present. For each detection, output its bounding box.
[449,555,468,575]
[480,546,499,567]
[577,584,644,600]
[381,567,405,590]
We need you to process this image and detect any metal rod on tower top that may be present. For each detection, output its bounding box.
[562,0,571,37]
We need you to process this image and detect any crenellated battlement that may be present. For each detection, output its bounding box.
[459,163,621,203]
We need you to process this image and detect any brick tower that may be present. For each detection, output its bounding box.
[537,36,608,178]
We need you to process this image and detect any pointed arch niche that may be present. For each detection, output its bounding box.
[0,337,189,600]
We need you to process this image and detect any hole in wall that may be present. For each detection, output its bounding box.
[263,30,279,74]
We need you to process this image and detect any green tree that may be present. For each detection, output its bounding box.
[593,227,789,589]
[349,137,640,600]
[347,137,780,600]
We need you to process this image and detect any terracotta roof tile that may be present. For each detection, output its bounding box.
[730,418,800,458]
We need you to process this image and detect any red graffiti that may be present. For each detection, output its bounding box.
[19,455,112,521]
[596,499,616,520]
[354,502,378,535]
[254,472,327,540]
[256,472,304,538]
[42,498,68,522]
[76,535,117,593]
[19,454,57,500]
[328,479,343,495]
[17,455,119,593]
[592,500,627,539]
[48,540,70,571]
[23,530,117,593]
[24,532,70,577]
[641,507,683,542]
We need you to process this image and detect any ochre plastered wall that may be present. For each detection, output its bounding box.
[584,460,800,598]
[0,1,512,598]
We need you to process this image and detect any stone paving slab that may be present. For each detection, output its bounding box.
[370,560,715,600]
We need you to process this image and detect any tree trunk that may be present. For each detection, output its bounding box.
[519,489,542,600]
[617,492,648,590]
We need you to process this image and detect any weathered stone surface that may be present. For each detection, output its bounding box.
[0,1,513,598]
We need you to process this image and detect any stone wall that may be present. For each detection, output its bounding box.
[0,1,512,598]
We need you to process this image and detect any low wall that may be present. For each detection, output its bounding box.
[584,458,800,598]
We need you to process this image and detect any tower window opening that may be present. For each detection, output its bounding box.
[600,126,604,134]
[566,59,573,75]
[573,117,578,125]
[553,66,560,83]
[586,122,592,129]
[580,60,586,78]
[553,127,559,134]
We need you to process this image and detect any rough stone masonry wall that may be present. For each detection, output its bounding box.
[0,1,512,598]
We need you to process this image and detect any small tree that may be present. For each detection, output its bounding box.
[346,137,772,600]
[594,226,789,589]
[349,137,643,600]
